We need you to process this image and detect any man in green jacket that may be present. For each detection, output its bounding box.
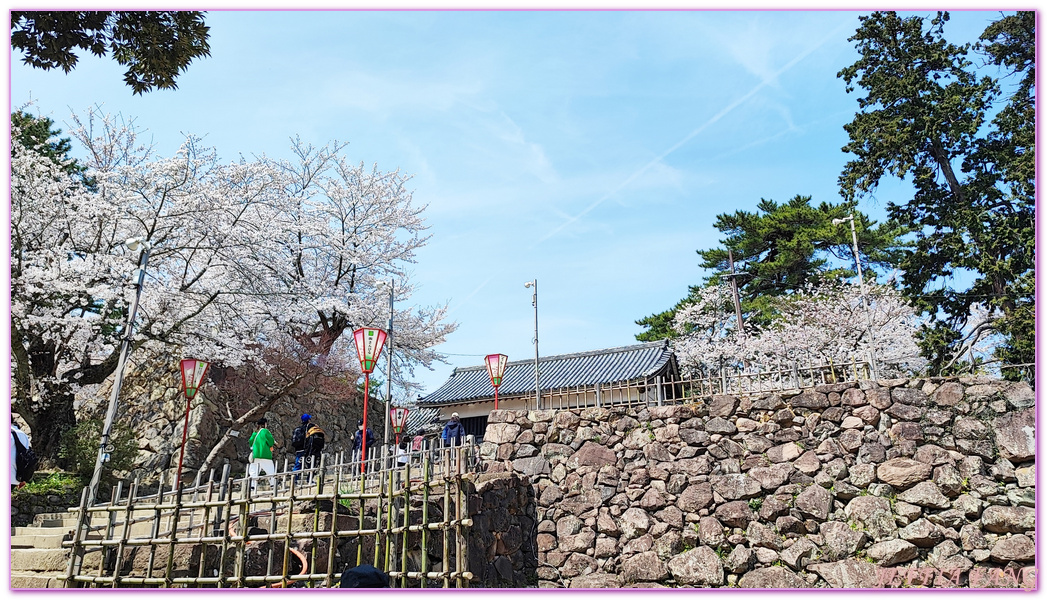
[247,417,278,493]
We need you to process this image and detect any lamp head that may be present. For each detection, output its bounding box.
[831,217,851,225]
[125,237,152,251]
[524,281,534,288]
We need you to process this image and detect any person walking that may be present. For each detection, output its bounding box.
[291,414,311,473]
[247,417,278,493]
[303,421,325,471]
[441,412,465,447]
[10,424,33,490]
[352,419,375,470]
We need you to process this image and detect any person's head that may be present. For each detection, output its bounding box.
[357,418,364,430]
[339,564,390,588]
[256,417,267,428]
[451,412,460,422]
[302,414,311,423]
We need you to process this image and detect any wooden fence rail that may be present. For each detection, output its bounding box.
[64,439,480,588]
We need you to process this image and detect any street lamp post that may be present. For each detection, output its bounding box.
[381,280,394,461]
[485,354,508,409]
[524,280,540,409]
[832,214,879,380]
[87,238,152,506]
[176,359,210,491]
[353,327,387,473]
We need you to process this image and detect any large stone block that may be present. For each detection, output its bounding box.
[876,458,932,489]
[621,551,669,583]
[667,546,724,586]
[739,566,809,588]
[993,408,1035,462]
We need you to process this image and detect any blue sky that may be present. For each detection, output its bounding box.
[9,9,1011,398]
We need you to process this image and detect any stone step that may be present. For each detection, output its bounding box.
[33,511,78,522]
[10,571,64,589]
[12,533,67,549]
[34,517,80,528]
[10,548,99,572]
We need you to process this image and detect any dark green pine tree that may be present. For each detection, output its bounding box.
[636,195,906,341]
[837,11,1034,379]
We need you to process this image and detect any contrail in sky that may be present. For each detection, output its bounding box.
[447,17,853,317]
[532,18,855,247]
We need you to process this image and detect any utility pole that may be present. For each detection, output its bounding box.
[88,238,152,506]
[524,279,540,409]
[382,280,394,455]
[833,214,879,380]
[721,249,748,370]
[726,249,745,338]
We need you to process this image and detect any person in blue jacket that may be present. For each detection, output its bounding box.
[352,418,375,461]
[441,412,466,446]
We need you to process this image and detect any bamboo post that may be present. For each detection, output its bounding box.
[374,445,386,567]
[235,476,252,588]
[215,465,233,588]
[145,471,167,580]
[324,457,343,589]
[442,462,450,588]
[281,467,297,587]
[109,477,140,588]
[164,484,185,587]
[196,474,216,584]
[420,441,430,589]
[454,468,463,588]
[101,481,122,576]
[400,458,411,588]
[63,487,91,587]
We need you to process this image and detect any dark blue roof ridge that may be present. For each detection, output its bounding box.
[449,340,669,374]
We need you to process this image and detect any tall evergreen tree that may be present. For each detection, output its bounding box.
[838,11,1034,378]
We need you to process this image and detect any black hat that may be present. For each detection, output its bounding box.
[256,417,267,425]
[357,418,364,427]
[339,564,390,588]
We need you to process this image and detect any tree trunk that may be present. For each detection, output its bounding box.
[18,382,77,466]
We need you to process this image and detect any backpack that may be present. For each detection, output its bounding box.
[291,424,308,451]
[12,432,38,483]
[306,425,325,454]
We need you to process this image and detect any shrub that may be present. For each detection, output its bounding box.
[59,419,138,483]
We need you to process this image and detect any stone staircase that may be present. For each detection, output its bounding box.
[10,510,78,588]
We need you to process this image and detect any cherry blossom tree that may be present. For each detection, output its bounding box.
[670,280,927,380]
[11,108,455,459]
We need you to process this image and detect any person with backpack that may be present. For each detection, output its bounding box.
[442,412,466,446]
[10,424,36,489]
[303,421,325,471]
[291,414,311,473]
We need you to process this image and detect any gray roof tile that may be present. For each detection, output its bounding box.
[418,340,676,406]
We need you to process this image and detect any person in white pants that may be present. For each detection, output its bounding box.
[247,417,278,493]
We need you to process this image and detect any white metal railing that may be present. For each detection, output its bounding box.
[496,358,871,412]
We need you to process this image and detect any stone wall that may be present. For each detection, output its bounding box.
[479,377,1036,588]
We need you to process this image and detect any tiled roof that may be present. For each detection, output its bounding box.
[418,340,676,406]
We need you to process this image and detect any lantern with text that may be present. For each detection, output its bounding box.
[353,327,387,473]
[485,353,508,409]
[390,407,410,446]
[177,359,210,490]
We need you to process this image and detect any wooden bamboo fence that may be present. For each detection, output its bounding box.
[63,439,479,588]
